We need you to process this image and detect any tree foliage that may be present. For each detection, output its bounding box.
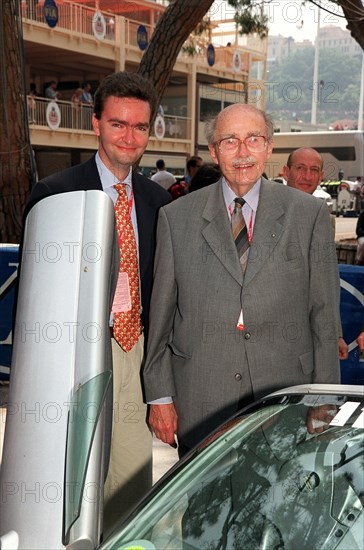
[229,0,268,38]
[138,0,215,100]
[139,0,363,111]
[266,46,362,124]
[138,0,269,106]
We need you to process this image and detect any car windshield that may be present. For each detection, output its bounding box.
[103,392,364,550]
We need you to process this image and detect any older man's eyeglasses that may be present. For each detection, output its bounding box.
[217,135,267,154]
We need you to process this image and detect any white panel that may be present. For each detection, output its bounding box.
[0,191,118,549]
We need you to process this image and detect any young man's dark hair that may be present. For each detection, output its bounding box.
[156,159,165,170]
[93,71,158,122]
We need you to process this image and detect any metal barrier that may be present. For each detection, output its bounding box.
[339,264,364,384]
[0,245,19,380]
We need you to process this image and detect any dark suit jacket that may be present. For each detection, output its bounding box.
[356,211,364,238]
[25,155,171,343]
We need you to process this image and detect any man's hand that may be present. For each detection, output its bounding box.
[338,337,349,360]
[356,331,364,352]
[306,404,337,434]
[149,403,178,448]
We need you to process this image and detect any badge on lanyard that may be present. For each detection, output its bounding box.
[112,272,132,312]
[237,309,244,331]
[112,185,134,313]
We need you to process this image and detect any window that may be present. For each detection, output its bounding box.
[200,98,222,121]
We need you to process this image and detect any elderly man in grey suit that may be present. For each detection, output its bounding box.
[143,103,340,457]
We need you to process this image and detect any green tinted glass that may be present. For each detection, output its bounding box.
[63,371,111,542]
[103,394,364,550]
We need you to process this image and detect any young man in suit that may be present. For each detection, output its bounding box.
[143,103,340,457]
[26,72,170,533]
[283,147,348,360]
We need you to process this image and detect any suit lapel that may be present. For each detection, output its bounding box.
[132,172,154,280]
[202,180,243,285]
[243,178,286,287]
[201,179,287,287]
[79,155,103,190]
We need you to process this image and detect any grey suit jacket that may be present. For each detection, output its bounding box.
[144,178,340,448]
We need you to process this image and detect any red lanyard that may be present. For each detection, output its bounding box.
[247,211,253,244]
[127,186,134,217]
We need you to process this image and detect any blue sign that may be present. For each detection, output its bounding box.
[207,44,215,67]
[0,245,19,380]
[339,264,364,384]
[137,25,148,51]
[43,0,58,29]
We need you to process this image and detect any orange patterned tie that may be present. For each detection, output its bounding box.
[113,183,141,351]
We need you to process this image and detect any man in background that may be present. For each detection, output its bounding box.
[81,81,93,105]
[185,155,203,185]
[151,159,176,190]
[44,80,61,100]
[354,176,362,215]
[283,147,348,360]
[168,155,204,200]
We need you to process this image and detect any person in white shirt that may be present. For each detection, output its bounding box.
[151,159,176,190]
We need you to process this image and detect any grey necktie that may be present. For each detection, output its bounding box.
[232,198,250,274]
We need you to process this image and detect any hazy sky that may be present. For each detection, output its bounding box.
[211,1,347,43]
[265,1,346,41]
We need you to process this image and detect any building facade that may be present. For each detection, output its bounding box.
[22,0,267,178]
[318,25,362,57]
[268,24,361,68]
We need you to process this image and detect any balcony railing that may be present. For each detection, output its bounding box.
[27,96,190,140]
[21,1,257,76]
[156,116,190,140]
[21,0,117,42]
[27,96,93,131]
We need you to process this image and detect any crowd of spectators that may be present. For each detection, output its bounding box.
[152,156,221,200]
[27,80,94,127]
[27,80,94,104]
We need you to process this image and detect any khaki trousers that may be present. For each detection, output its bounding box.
[103,335,152,537]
